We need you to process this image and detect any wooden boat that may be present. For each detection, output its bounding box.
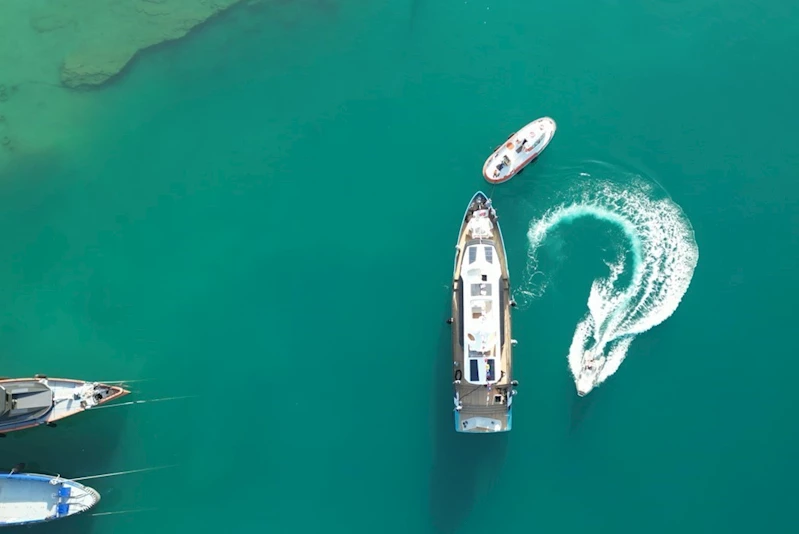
[0,471,100,526]
[0,376,129,436]
[449,192,518,433]
[482,117,557,184]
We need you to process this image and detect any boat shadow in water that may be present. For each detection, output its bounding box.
[0,404,129,533]
[428,303,509,534]
[516,155,541,176]
[569,391,596,432]
[568,376,614,433]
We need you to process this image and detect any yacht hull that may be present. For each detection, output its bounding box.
[450,192,515,433]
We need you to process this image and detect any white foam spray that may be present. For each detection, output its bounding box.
[517,167,699,395]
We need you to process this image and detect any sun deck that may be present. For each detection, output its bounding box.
[461,240,503,385]
[451,193,515,433]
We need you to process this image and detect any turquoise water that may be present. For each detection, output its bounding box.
[1,1,798,532]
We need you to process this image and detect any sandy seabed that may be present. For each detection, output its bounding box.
[0,0,243,171]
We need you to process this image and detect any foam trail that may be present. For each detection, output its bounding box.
[520,168,699,395]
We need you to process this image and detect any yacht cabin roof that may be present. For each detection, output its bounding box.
[461,211,503,385]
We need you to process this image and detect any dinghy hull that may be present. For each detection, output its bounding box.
[0,473,100,526]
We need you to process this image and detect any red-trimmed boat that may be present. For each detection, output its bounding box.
[483,117,557,184]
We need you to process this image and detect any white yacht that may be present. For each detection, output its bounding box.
[483,117,557,184]
[449,192,518,433]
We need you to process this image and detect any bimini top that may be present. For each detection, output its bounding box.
[461,210,503,385]
[0,473,100,526]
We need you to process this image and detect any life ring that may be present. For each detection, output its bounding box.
[454,369,463,381]
[505,141,513,149]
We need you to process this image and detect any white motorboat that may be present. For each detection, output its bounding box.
[0,471,100,526]
[483,117,557,184]
[575,353,606,397]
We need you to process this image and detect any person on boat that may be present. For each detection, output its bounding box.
[494,160,506,177]
[486,199,495,216]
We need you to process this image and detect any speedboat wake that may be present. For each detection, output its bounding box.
[517,164,699,396]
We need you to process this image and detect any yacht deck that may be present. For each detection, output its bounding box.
[451,195,514,433]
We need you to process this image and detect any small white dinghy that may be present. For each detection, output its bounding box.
[482,117,557,184]
[0,472,100,526]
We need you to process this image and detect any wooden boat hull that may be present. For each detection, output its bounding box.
[0,377,129,435]
[482,117,557,184]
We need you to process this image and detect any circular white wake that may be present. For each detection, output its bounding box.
[518,168,699,396]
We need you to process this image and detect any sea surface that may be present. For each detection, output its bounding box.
[1,1,798,533]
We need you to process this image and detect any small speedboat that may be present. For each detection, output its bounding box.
[575,353,606,397]
[0,376,129,436]
[482,117,557,184]
[0,471,100,526]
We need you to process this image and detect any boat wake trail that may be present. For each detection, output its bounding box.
[516,163,699,395]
